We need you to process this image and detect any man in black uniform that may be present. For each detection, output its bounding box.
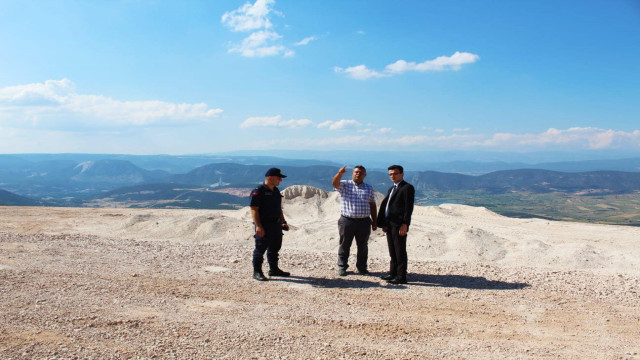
[250,168,291,281]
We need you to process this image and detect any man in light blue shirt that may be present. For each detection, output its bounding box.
[332,165,377,276]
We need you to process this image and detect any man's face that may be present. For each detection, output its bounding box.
[352,167,366,184]
[268,175,283,186]
[388,169,403,183]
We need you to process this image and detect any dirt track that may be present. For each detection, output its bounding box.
[2,225,640,359]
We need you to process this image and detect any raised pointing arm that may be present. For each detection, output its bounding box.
[332,165,347,189]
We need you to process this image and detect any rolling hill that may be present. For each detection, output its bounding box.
[0,189,44,206]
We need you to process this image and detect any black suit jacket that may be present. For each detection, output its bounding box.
[377,180,415,229]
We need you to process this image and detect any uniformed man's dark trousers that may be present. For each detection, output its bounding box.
[337,216,371,272]
[386,223,408,280]
[252,222,283,269]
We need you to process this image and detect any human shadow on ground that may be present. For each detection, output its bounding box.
[268,272,529,290]
[270,272,383,289]
[408,273,530,290]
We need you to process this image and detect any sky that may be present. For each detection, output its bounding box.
[0,0,639,160]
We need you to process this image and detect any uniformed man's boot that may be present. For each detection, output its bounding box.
[253,268,268,281]
[268,266,290,277]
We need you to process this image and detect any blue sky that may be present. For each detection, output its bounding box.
[0,0,639,158]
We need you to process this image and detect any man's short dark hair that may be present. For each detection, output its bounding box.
[354,165,366,172]
[388,165,403,173]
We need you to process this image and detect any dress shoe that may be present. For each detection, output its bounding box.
[338,268,347,276]
[380,274,396,281]
[386,277,407,284]
[268,268,290,277]
[357,269,370,275]
[253,271,268,281]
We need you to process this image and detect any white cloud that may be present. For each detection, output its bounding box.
[478,127,640,150]
[317,119,362,130]
[333,65,387,80]
[221,0,275,32]
[362,127,640,151]
[295,36,317,46]
[385,52,480,74]
[0,79,222,130]
[267,127,640,152]
[222,0,293,58]
[453,127,471,132]
[336,51,480,80]
[377,127,393,133]
[240,115,312,128]
[228,30,288,57]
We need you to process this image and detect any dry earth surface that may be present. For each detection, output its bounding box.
[1,185,640,359]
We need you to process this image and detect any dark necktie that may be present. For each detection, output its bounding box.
[385,185,397,217]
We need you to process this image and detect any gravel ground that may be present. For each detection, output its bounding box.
[2,231,639,360]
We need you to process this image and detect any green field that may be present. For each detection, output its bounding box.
[419,191,640,226]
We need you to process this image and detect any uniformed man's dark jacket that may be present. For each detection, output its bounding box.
[377,180,415,229]
[250,184,283,225]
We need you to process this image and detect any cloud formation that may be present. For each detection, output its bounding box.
[294,36,317,46]
[221,0,274,32]
[272,127,640,151]
[240,115,312,128]
[333,65,386,80]
[228,30,287,57]
[317,119,362,130]
[0,79,222,130]
[335,51,480,80]
[477,127,640,150]
[385,52,480,74]
[222,0,294,58]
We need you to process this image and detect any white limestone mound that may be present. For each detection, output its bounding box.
[116,211,252,243]
[2,199,640,275]
[443,227,508,262]
[282,185,328,200]
[123,214,157,228]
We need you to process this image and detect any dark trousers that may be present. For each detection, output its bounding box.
[252,222,283,269]
[386,223,408,280]
[337,216,371,271]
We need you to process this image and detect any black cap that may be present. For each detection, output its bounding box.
[265,168,287,178]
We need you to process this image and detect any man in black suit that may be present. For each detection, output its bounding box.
[377,165,415,284]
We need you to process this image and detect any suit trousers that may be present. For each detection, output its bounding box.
[337,216,371,271]
[252,222,283,269]
[386,223,408,279]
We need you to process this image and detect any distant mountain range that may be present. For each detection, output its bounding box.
[4,153,640,175]
[0,189,46,206]
[407,169,640,194]
[2,153,640,209]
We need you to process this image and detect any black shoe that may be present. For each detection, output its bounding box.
[387,277,407,284]
[268,268,290,277]
[338,268,347,276]
[253,271,268,281]
[381,274,396,281]
[357,269,370,275]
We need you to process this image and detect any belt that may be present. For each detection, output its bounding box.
[341,215,370,220]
